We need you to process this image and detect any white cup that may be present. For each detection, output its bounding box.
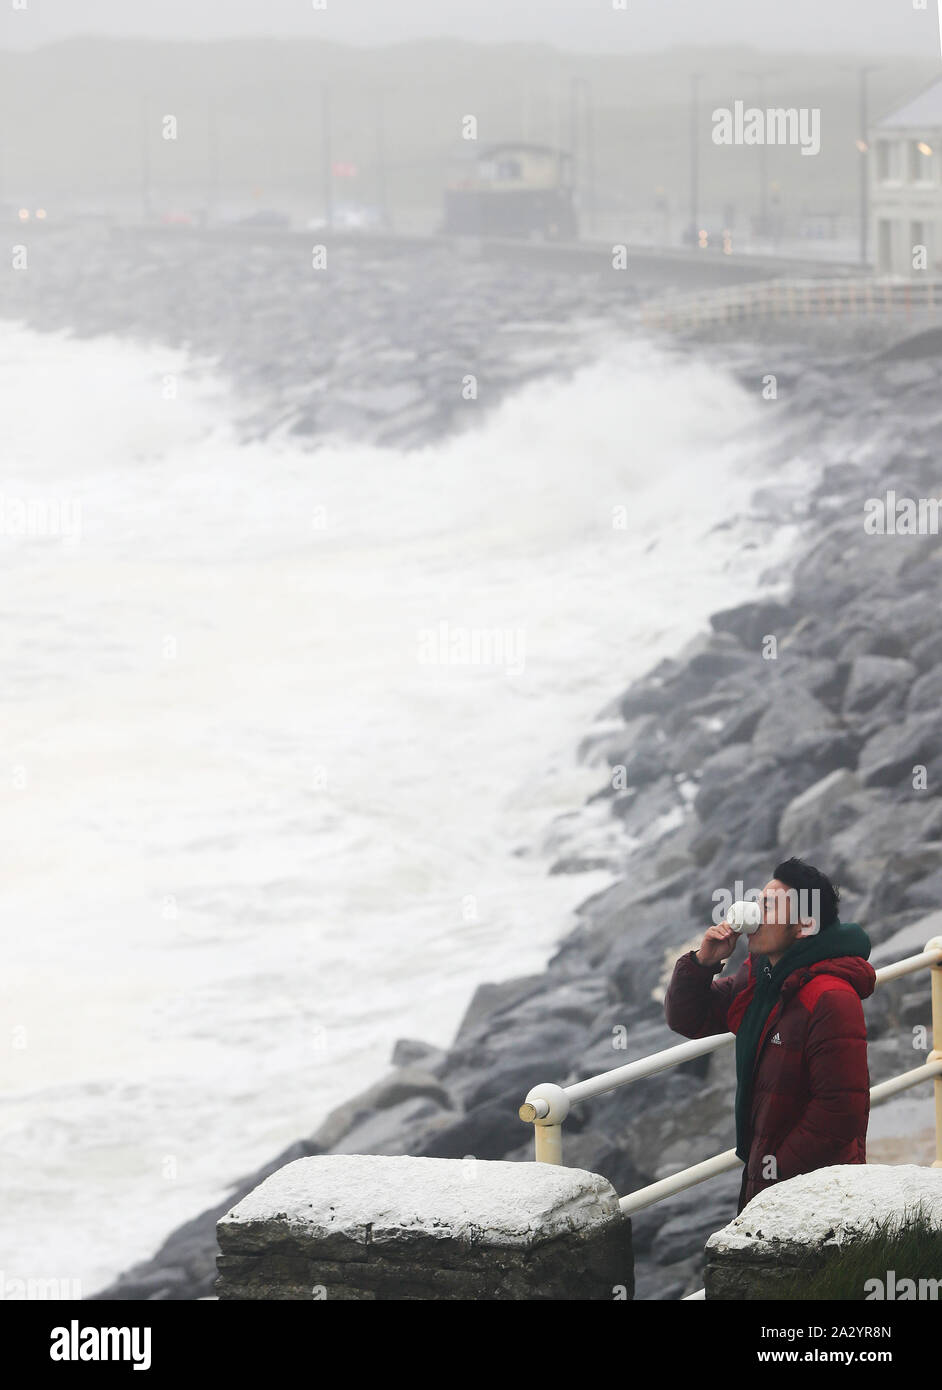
[726,900,762,935]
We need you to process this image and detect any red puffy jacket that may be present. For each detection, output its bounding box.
[664,946,876,1213]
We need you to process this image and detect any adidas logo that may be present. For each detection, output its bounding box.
[770,1032,782,1045]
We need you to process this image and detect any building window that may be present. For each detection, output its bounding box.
[877,219,893,273]
[876,140,901,182]
[908,139,935,183]
[876,141,890,181]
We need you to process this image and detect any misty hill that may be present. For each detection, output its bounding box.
[0,38,937,227]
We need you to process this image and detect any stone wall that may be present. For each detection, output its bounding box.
[704,1164,942,1298]
[215,1154,633,1300]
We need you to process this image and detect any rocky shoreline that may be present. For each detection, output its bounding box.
[6,226,642,450]
[9,230,941,1300]
[91,341,942,1300]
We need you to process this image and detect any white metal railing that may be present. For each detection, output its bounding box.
[641,277,942,332]
[518,936,942,1299]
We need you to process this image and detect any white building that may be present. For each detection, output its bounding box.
[871,77,942,276]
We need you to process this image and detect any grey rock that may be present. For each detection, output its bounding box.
[777,769,861,847]
[311,1067,454,1150]
[450,975,549,1044]
[331,1096,451,1155]
[391,1038,447,1072]
[751,686,837,762]
[858,714,942,788]
[908,665,942,714]
[710,600,797,652]
[902,868,942,912]
[843,656,917,715]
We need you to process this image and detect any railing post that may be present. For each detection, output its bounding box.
[519,1082,570,1166]
[534,1124,563,1165]
[927,937,942,1168]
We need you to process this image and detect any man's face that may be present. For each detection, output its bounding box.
[747,878,816,956]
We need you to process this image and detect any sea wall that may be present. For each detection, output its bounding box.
[214,1154,632,1300]
[704,1165,942,1298]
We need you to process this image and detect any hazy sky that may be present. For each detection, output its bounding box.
[1,0,941,55]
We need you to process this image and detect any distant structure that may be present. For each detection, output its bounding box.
[442,143,577,241]
[871,77,942,276]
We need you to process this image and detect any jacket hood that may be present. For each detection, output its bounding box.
[778,952,877,1003]
[754,919,876,1003]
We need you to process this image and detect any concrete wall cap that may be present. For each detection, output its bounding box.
[706,1164,942,1257]
[218,1154,623,1249]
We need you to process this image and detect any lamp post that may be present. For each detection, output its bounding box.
[322,81,333,230]
[857,66,880,268]
[569,77,596,238]
[737,67,781,242]
[689,72,702,247]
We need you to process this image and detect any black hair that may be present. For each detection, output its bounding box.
[773,857,841,930]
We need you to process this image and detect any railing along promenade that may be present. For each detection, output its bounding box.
[519,936,942,1300]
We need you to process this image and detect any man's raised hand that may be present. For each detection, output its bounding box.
[696,921,737,968]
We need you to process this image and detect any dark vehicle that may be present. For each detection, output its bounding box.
[443,143,578,241]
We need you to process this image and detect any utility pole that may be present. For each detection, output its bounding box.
[569,77,595,237]
[738,68,781,241]
[322,81,333,230]
[206,96,219,227]
[139,96,152,223]
[858,66,880,268]
[840,63,881,268]
[689,72,702,246]
[584,83,596,238]
[374,89,390,231]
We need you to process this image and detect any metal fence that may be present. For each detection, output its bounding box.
[642,277,942,332]
[518,935,942,1300]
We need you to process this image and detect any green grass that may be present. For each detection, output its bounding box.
[774,1200,942,1300]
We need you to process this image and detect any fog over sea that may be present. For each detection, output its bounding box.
[1,319,807,1293]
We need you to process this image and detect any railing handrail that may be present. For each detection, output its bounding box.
[518,936,942,1297]
[521,944,942,1118]
[641,275,942,329]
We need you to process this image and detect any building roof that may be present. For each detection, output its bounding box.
[875,76,942,131]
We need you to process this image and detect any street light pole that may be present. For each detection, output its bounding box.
[859,66,880,268]
[206,96,219,227]
[738,68,781,242]
[322,80,333,230]
[374,89,390,231]
[569,77,595,237]
[842,63,881,269]
[139,96,152,223]
[689,72,702,246]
